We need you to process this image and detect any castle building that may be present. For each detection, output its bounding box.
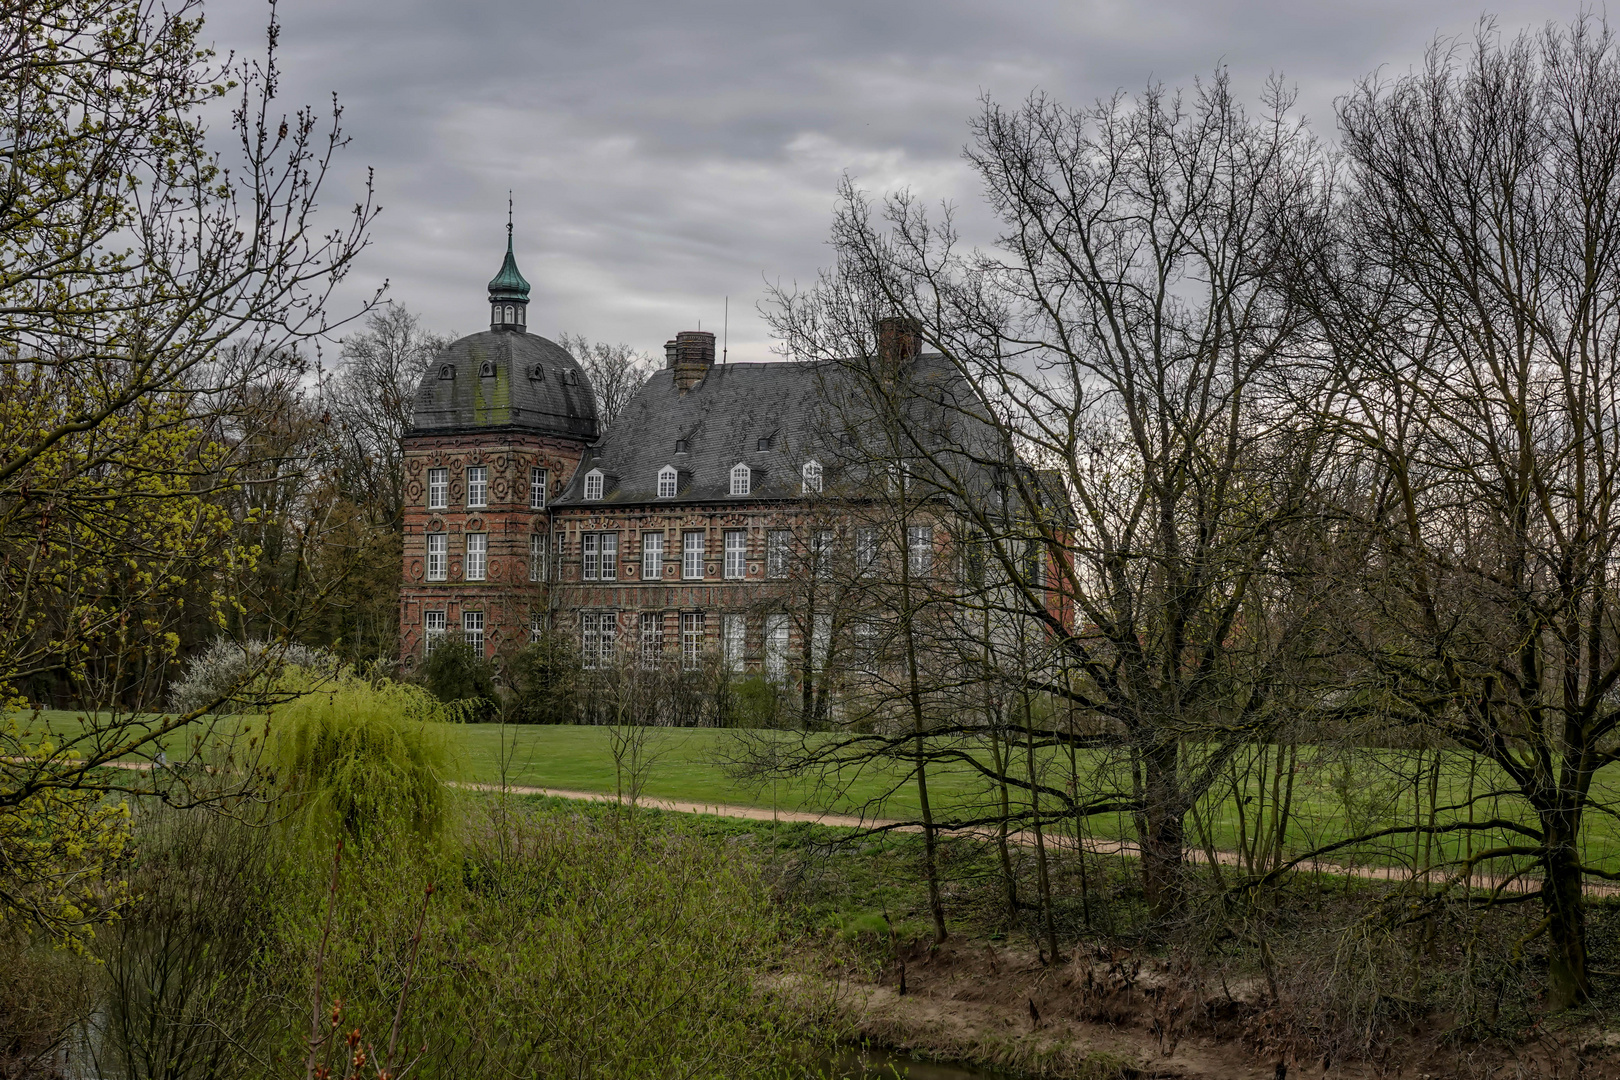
[398,228,598,661]
[401,230,1055,680]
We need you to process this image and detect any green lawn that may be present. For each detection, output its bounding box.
[14,709,1620,876]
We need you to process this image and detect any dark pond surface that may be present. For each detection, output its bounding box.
[825,1045,1025,1080]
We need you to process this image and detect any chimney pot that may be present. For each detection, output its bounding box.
[671,330,716,391]
[877,317,923,364]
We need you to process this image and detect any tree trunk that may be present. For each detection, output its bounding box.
[1140,737,1184,921]
[1024,690,1059,962]
[1542,812,1590,1009]
[989,727,1018,919]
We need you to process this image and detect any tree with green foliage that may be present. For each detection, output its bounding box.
[0,0,374,947]
[270,671,460,844]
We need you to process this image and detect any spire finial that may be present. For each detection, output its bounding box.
[507,191,513,241]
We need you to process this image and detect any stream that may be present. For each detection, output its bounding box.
[828,1046,1024,1080]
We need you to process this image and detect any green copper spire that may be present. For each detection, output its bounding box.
[487,210,531,301]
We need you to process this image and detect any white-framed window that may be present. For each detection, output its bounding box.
[557,531,568,556]
[682,530,705,580]
[427,468,447,509]
[723,529,747,580]
[723,614,746,673]
[581,532,618,580]
[811,612,831,672]
[583,468,604,501]
[642,531,664,579]
[801,460,822,494]
[424,610,446,653]
[582,611,617,670]
[505,304,515,323]
[729,462,751,496]
[812,529,834,577]
[530,611,545,643]
[681,612,705,671]
[764,614,790,681]
[907,525,933,577]
[467,466,488,508]
[529,534,546,582]
[466,533,487,580]
[426,532,447,581]
[463,610,484,654]
[854,619,879,673]
[657,465,678,499]
[856,527,879,575]
[581,612,599,668]
[640,611,663,668]
[767,530,792,577]
[530,467,547,509]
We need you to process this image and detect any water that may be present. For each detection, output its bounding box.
[826,1045,1024,1080]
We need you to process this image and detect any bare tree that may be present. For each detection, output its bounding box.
[770,73,1338,924]
[557,334,655,428]
[1288,17,1620,1009]
[328,305,449,530]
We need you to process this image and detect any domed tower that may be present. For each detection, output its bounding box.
[398,223,600,666]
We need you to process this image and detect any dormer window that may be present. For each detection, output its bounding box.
[674,438,688,454]
[438,364,455,380]
[479,360,496,377]
[802,460,823,494]
[657,465,678,499]
[730,463,751,497]
[757,433,775,452]
[583,469,604,501]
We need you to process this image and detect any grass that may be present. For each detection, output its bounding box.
[15,708,1620,878]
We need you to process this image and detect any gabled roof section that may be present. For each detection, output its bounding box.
[551,353,1014,508]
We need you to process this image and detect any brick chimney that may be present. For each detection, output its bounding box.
[670,330,715,392]
[877,317,923,364]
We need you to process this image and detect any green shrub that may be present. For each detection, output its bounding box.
[418,639,496,713]
[270,672,461,844]
[505,633,582,724]
[270,800,818,1080]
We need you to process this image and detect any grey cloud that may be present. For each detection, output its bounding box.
[206,0,1576,363]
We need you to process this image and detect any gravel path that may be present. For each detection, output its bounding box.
[459,781,1620,898]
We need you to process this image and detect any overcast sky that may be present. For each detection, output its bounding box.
[204,0,1577,364]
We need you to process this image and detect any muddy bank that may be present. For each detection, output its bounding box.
[810,941,1620,1080]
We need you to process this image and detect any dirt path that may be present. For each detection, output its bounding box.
[461,781,1620,898]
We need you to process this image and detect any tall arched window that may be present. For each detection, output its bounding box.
[801,460,822,494]
[729,462,751,497]
[505,304,515,323]
[584,469,604,501]
[657,465,678,499]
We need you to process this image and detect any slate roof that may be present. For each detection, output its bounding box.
[553,361,828,506]
[408,330,599,440]
[552,353,1019,509]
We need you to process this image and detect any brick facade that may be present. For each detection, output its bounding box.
[398,432,589,666]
